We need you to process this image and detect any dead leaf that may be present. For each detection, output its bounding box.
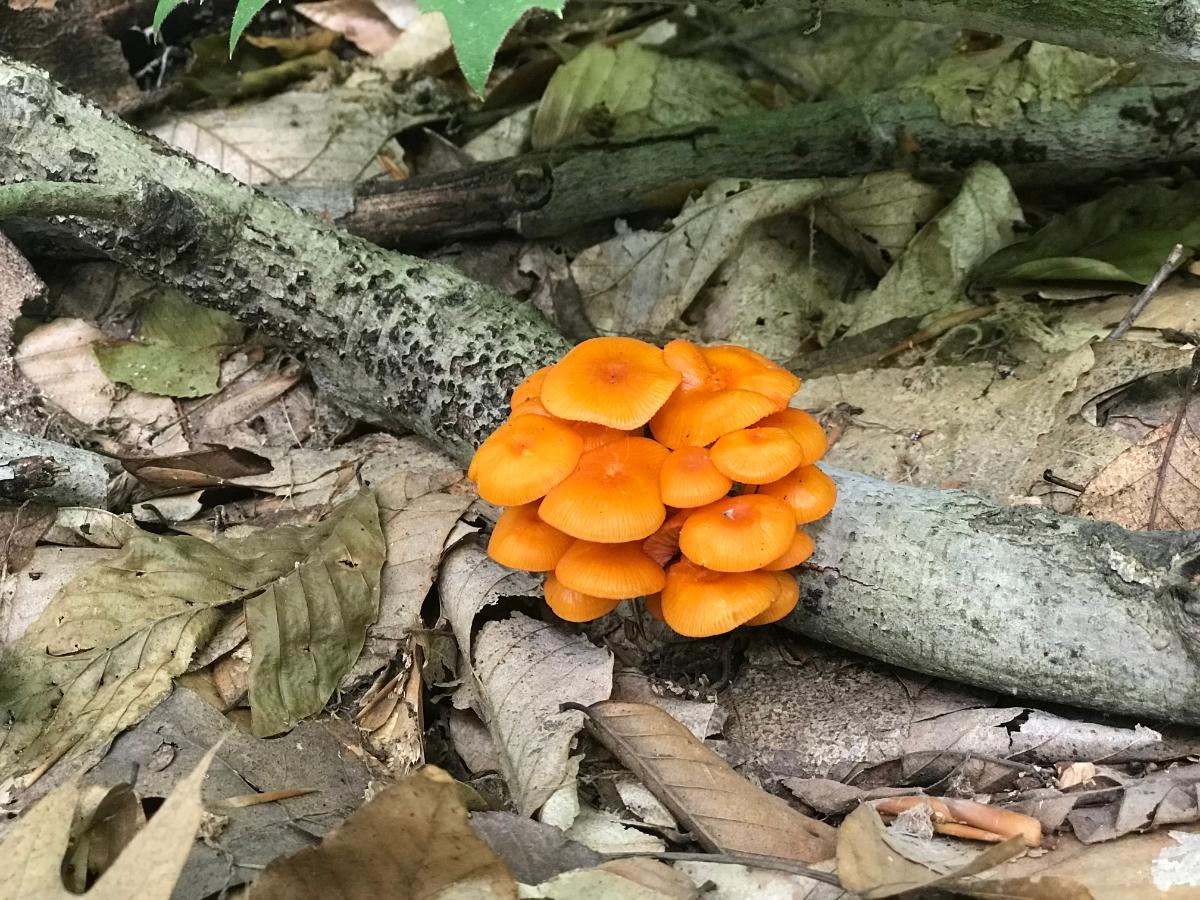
[14,319,186,454]
[579,700,837,863]
[1058,762,1098,790]
[0,746,217,900]
[87,687,373,900]
[1077,352,1200,529]
[0,547,116,646]
[470,811,603,884]
[0,491,384,780]
[247,765,517,899]
[523,859,699,899]
[295,0,401,55]
[61,783,144,891]
[564,804,666,854]
[836,803,1056,899]
[440,541,613,816]
[0,503,54,574]
[122,446,273,490]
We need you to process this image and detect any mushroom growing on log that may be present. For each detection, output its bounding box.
[4,55,1200,722]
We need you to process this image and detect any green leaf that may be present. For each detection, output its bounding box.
[417,0,566,97]
[0,491,384,781]
[531,42,761,149]
[975,182,1200,285]
[94,291,242,398]
[152,0,188,35]
[245,491,385,736]
[230,0,276,54]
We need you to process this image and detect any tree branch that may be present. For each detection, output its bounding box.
[341,78,1200,248]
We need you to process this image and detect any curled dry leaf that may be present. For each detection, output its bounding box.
[835,803,1076,900]
[577,700,836,864]
[0,745,218,900]
[246,765,517,900]
[872,795,1043,847]
[440,541,613,815]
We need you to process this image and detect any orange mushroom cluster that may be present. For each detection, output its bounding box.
[469,336,837,638]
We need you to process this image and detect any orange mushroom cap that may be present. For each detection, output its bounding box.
[702,345,800,407]
[539,437,669,542]
[746,572,800,626]
[755,408,828,466]
[758,464,837,524]
[469,415,584,506]
[510,366,552,410]
[487,503,574,572]
[660,559,776,637]
[763,528,814,571]
[660,447,733,508]
[544,574,622,622]
[678,494,796,572]
[642,509,692,567]
[555,540,667,599]
[508,399,631,451]
[710,427,804,484]
[651,339,784,448]
[540,337,681,430]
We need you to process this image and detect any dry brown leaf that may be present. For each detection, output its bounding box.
[0,546,116,645]
[122,446,273,490]
[835,803,1071,899]
[0,503,54,574]
[1077,355,1200,529]
[578,700,836,863]
[295,0,401,55]
[0,746,217,900]
[1058,762,1098,789]
[247,765,517,899]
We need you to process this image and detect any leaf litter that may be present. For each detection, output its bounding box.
[12,7,1200,899]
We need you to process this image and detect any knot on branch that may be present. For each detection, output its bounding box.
[131,180,201,249]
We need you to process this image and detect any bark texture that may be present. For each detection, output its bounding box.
[816,0,1200,64]
[343,78,1200,248]
[5,57,1200,724]
[0,56,568,461]
[794,468,1200,724]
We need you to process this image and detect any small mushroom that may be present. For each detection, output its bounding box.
[468,415,584,506]
[540,336,681,429]
[678,494,796,572]
[755,408,828,466]
[660,559,777,637]
[746,572,800,625]
[871,796,1043,848]
[702,344,800,407]
[660,446,733,508]
[539,437,669,542]
[544,574,622,622]
[510,366,553,409]
[710,426,804,484]
[487,503,574,571]
[651,340,780,448]
[762,528,814,571]
[555,540,667,599]
[758,464,837,524]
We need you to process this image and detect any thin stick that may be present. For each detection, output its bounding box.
[1106,243,1187,340]
[602,850,841,886]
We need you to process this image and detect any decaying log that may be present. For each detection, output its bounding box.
[341,78,1200,248]
[800,468,1200,724]
[756,0,1200,66]
[4,57,1200,724]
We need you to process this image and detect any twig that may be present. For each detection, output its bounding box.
[1106,243,1187,340]
[602,850,841,885]
[1043,469,1085,493]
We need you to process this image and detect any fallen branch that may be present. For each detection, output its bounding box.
[4,57,1200,724]
[341,78,1200,247]
[0,431,114,507]
[778,0,1200,65]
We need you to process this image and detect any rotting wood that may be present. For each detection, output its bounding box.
[340,78,1200,248]
[5,57,1200,724]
